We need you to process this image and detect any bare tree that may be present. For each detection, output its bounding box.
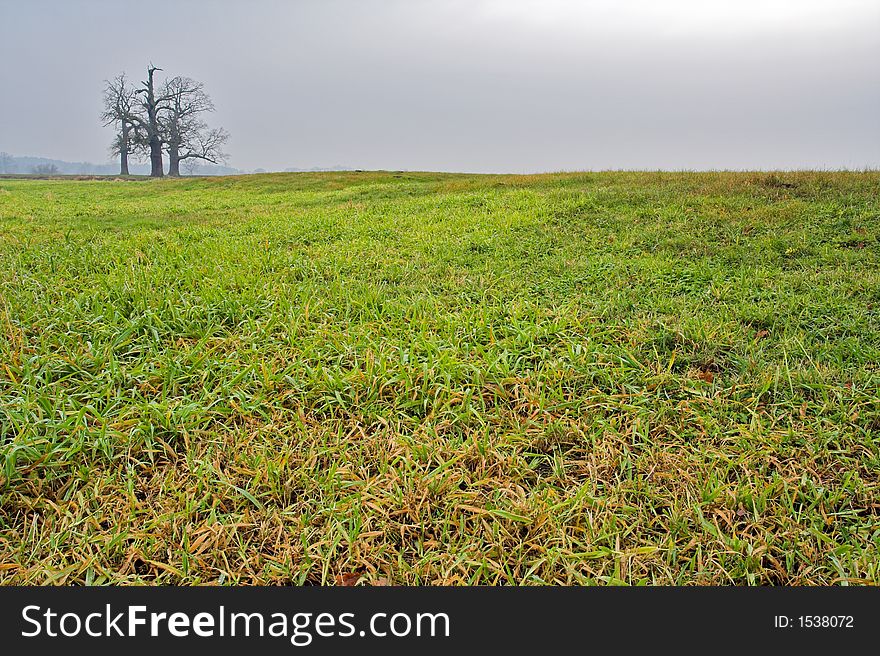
[127,65,170,177]
[99,66,230,177]
[162,76,229,176]
[0,152,15,174]
[31,163,59,175]
[101,73,141,175]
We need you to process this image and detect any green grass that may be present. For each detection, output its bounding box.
[1,170,878,585]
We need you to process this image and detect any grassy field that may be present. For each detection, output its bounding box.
[1,170,878,585]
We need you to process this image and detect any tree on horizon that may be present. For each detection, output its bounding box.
[101,65,229,177]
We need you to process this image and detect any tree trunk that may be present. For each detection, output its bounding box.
[120,123,130,176]
[145,67,164,177]
[167,143,180,176]
[149,137,164,177]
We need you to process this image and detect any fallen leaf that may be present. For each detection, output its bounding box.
[335,572,362,587]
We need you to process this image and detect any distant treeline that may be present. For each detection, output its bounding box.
[0,153,240,176]
[0,152,358,177]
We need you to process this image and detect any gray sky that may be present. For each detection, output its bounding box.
[1,0,878,172]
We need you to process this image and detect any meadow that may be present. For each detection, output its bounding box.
[0,170,878,585]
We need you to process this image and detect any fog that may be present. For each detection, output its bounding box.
[1,0,878,172]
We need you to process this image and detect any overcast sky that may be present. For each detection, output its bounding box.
[1,0,878,172]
